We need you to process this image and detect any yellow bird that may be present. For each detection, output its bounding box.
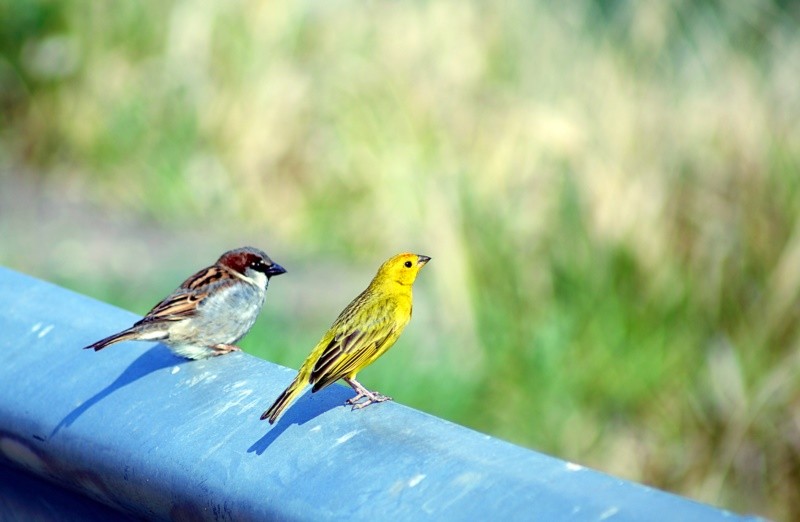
[261,252,431,424]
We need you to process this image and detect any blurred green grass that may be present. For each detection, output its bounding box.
[2,1,800,519]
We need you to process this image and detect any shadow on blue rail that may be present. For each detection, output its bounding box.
[50,346,186,438]
[247,386,354,455]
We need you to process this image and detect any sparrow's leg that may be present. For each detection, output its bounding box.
[344,377,392,410]
[211,344,241,355]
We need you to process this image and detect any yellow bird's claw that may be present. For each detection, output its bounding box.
[347,391,392,410]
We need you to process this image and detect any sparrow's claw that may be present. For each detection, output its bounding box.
[211,344,241,355]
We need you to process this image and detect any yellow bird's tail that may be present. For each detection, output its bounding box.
[261,372,308,424]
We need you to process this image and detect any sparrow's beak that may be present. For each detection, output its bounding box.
[417,255,431,266]
[265,263,287,277]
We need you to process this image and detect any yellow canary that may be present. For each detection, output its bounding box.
[261,252,431,424]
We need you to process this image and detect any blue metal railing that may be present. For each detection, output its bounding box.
[0,267,761,521]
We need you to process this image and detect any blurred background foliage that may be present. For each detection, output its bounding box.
[1,0,799,518]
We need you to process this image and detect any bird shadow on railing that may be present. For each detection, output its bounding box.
[247,386,353,455]
[49,346,183,438]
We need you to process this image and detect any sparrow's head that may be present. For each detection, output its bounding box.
[373,252,431,287]
[218,247,287,283]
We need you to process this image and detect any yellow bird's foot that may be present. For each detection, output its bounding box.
[349,393,392,410]
[211,344,241,355]
[345,378,392,410]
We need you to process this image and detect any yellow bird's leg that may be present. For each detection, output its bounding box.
[344,378,392,410]
[211,344,241,355]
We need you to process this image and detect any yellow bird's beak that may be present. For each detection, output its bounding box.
[417,255,431,266]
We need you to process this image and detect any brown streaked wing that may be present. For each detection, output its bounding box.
[180,264,228,291]
[134,291,206,325]
[133,266,232,325]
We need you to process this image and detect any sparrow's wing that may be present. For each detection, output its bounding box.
[309,296,399,392]
[134,265,234,325]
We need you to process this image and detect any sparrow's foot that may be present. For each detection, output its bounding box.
[211,344,241,355]
[344,378,392,410]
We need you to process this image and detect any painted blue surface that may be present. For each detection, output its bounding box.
[0,464,134,522]
[0,266,761,521]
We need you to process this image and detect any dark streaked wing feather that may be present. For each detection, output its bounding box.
[180,264,228,291]
[133,265,234,325]
[309,297,397,391]
[311,330,394,392]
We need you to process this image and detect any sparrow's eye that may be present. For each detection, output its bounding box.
[404,261,413,268]
[250,260,265,270]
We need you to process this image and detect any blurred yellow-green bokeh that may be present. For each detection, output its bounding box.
[2,1,799,519]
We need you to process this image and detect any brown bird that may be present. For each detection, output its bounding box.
[84,247,286,359]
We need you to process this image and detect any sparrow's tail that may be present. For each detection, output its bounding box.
[261,372,309,424]
[83,328,147,352]
[84,330,137,351]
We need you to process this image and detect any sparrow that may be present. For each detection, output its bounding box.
[83,246,286,360]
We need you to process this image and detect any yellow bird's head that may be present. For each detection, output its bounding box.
[372,252,431,287]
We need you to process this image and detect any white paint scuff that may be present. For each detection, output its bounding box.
[213,389,254,417]
[171,366,181,375]
[37,325,54,338]
[184,372,219,387]
[566,462,584,472]
[335,430,361,445]
[599,507,619,520]
[408,474,426,488]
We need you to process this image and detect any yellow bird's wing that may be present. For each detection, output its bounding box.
[309,298,399,392]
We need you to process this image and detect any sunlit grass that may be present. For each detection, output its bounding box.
[2,1,800,519]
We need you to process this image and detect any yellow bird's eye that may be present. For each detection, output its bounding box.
[404,261,412,268]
